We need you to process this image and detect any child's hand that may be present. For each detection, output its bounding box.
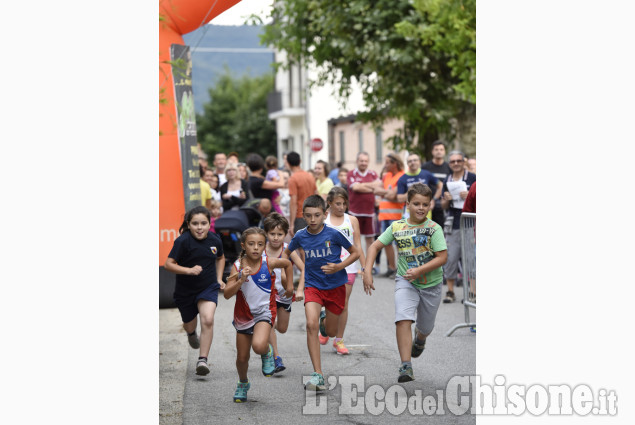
[362,274,375,295]
[188,265,203,276]
[294,289,304,302]
[321,263,340,274]
[402,267,420,282]
[284,286,294,298]
[219,280,226,290]
[240,267,251,283]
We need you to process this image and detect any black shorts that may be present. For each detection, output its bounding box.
[276,301,292,313]
[234,319,273,335]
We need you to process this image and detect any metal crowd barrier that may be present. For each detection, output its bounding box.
[445,212,476,336]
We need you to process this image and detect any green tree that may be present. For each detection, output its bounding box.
[196,68,277,160]
[260,0,475,158]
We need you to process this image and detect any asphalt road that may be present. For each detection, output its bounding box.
[160,271,476,425]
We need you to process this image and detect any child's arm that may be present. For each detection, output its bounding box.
[223,263,252,299]
[349,216,366,273]
[321,244,360,274]
[216,255,226,289]
[362,239,387,295]
[269,258,294,298]
[289,250,305,301]
[164,257,202,276]
[402,250,448,283]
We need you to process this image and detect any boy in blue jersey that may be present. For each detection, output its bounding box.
[283,195,360,391]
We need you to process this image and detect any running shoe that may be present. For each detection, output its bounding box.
[382,268,397,279]
[195,359,210,376]
[319,309,327,338]
[333,339,349,355]
[443,290,455,303]
[398,364,415,383]
[187,332,200,349]
[411,331,426,358]
[304,372,326,391]
[274,356,286,373]
[319,334,329,345]
[261,344,275,377]
[233,381,250,403]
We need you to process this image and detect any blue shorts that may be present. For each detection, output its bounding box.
[174,284,219,324]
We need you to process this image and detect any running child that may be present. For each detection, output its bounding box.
[283,195,360,391]
[362,183,448,383]
[322,186,366,355]
[223,227,294,403]
[164,206,226,376]
[262,212,306,373]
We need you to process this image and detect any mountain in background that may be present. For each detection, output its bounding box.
[182,25,274,114]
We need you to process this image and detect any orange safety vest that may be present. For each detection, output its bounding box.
[378,170,405,221]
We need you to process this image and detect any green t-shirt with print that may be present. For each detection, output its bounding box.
[378,218,447,289]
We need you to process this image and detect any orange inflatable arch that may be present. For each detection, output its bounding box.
[159,0,241,305]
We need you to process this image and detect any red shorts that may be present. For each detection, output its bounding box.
[304,285,346,315]
[354,215,375,236]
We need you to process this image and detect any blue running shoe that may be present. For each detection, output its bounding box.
[233,381,250,403]
[274,356,286,373]
[304,372,326,391]
[261,344,275,377]
[319,309,327,338]
[398,364,415,383]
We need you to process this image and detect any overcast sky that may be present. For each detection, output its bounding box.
[210,0,274,26]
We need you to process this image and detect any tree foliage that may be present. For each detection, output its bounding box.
[196,68,277,160]
[260,0,475,157]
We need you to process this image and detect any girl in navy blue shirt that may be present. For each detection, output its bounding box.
[165,206,225,377]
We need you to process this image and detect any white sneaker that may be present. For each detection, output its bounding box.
[196,359,210,376]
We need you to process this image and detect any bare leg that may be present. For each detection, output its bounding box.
[236,333,252,381]
[197,300,217,358]
[251,321,273,355]
[395,320,414,363]
[336,284,354,339]
[183,317,197,334]
[305,302,323,375]
[269,308,290,357]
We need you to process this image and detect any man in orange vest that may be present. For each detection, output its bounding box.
[373,153,406,278]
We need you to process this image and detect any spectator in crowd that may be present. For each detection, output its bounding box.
[264,155,284,214]
[219,162,250,211]
[336,167,349,191]
[440,150,476,303]
[373,153,406,278]
[396,153,440,220]
[237,163,249,181]
[227,151,240,165]
[200,164,212,211]
[347,152,381,259]
[286,151,317,236]
[466,157,476,174]
[246,153,286,210]
[314,160,334,200]
[422,141,451,227]
[213,152,228,186]
[328,161,343,185]
[277,169,291,222]
[203,169,221,203]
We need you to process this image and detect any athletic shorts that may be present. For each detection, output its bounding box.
[234,319,273,335]
[276,301,292,313]
[354,215,375,236]
[174,284,219,324]
[304,285,345,315]
[345,273,356,285]
[393,276,442,335]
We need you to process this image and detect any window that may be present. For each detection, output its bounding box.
[375,129,383,163]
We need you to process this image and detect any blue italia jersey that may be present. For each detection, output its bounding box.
[288,224,352,290]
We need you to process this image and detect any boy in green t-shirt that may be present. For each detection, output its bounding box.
[362,183,448,383]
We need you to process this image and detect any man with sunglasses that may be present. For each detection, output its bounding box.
[440,150,476,303]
